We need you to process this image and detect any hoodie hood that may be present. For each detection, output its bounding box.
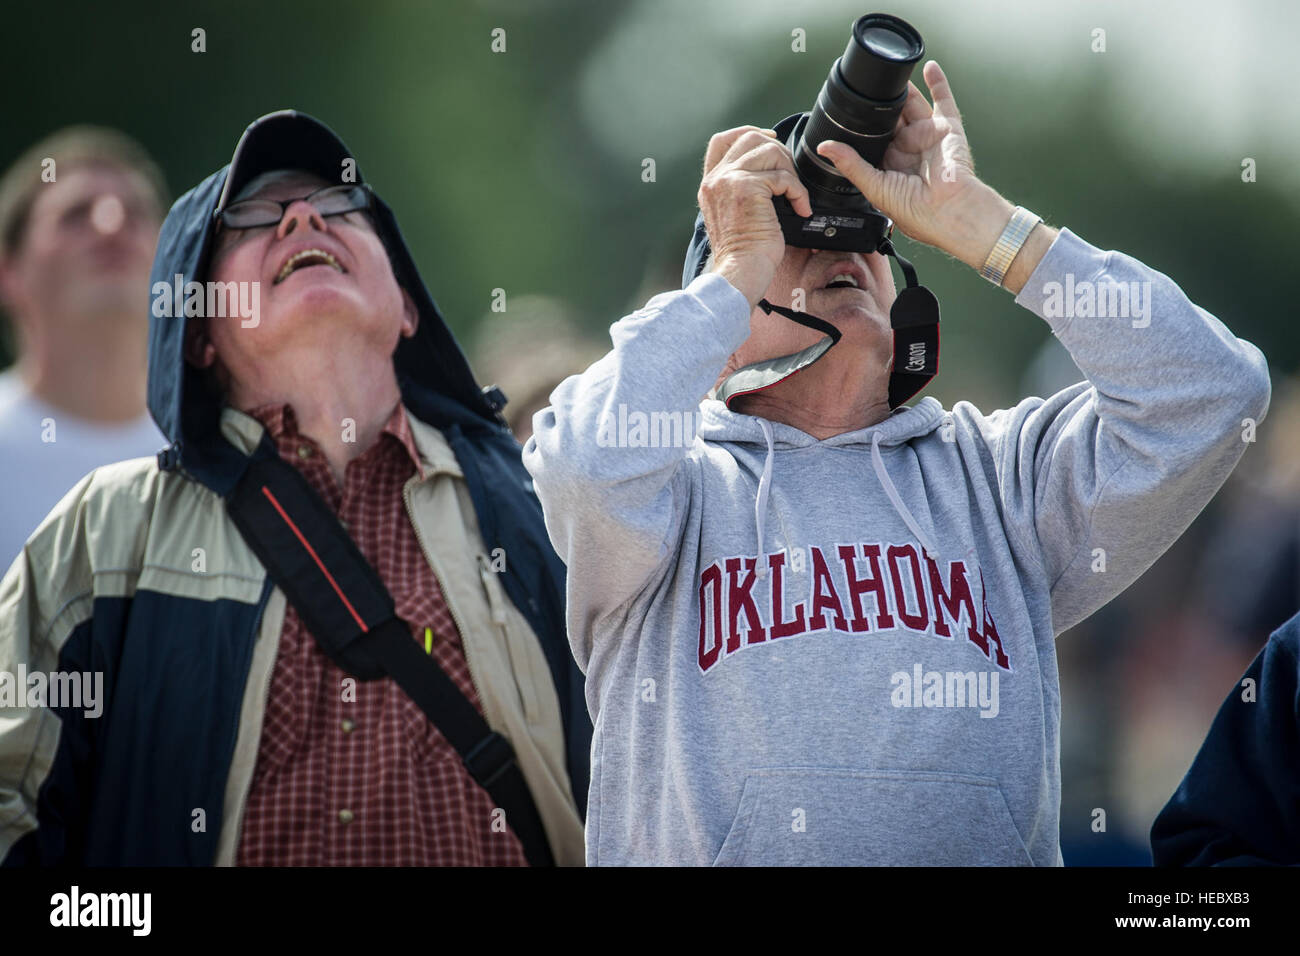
[695,393,946,449]
[146,110,504,496]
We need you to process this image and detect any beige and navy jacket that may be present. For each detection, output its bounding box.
[0,406,586,865]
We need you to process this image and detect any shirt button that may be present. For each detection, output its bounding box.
[339,519,349,531]
[338,809,354,824]
[297,445,313,459]
[341,718,355,733]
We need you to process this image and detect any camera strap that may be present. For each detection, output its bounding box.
[716,238,940,410]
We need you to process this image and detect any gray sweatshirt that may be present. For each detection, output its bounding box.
[522,228,1271,866]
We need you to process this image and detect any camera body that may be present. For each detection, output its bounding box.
[772,114,894,253]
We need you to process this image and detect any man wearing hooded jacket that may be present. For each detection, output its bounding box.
[524,62,1271,865]
[0,111,588,866]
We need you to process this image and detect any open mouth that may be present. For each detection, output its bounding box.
[274,248,345,285]
[824,272,861,290]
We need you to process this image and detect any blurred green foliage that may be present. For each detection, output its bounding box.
[2,0,1293,412]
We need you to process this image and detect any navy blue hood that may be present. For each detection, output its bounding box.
[146,110,504,495]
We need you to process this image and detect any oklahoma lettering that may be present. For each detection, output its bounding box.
[696,542,1011,673]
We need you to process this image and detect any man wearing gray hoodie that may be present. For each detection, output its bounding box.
[523,61,1271,865]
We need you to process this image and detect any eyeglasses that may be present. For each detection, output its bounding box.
[214,183,373,231]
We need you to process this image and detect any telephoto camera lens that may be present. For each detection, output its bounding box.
[791,12,924,203]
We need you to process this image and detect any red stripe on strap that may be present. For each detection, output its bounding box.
[260,485,368,632]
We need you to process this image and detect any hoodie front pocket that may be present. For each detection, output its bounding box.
[712,768,1033,866]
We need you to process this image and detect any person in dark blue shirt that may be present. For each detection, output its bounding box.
[1152,610,1300,866]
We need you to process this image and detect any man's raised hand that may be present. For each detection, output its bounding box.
[815,60,1016,272]
[698,126,811,308]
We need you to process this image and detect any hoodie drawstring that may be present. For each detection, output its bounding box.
[871,431,939,561]
[754,418,775,579]
[870,432,986,619]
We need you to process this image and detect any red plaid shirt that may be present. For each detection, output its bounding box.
[234,401,528,866]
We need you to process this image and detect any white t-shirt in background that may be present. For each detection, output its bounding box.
[0,368,165,572]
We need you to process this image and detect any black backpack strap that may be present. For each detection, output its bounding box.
[227,447,555,866]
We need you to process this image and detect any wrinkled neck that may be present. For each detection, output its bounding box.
[731,390,892,440]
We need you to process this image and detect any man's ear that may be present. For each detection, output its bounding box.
[399,287,418,338]
[182,317,217,368]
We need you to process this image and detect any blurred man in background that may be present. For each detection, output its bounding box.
[0,127,167,565]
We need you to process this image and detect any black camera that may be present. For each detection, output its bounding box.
[773,13,925,252]
[710,12,939,412]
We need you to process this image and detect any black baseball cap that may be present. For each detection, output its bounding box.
[215,110,358,213]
